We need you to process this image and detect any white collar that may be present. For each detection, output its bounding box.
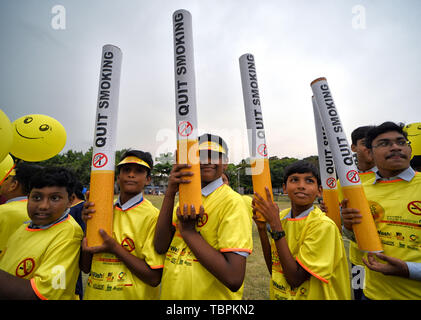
[5,196,27,204]
[373,166,415,184]
[201,177,224,197]
[282,205,314,220]
[115,192,143,211]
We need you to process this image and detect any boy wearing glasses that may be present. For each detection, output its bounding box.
[342,121,421,300]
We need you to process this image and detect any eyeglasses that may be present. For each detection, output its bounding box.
[372,139,411,149]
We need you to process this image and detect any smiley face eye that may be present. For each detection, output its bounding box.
[39,124,50,131]
[24,117,33,124]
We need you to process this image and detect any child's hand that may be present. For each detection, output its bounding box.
[176,204,204,237]
[340,198,362,231]
[81,191,95,224]
[252,187,281,231]
[167,164,194,195]
[252,199,267,231]
[81,229,118,255]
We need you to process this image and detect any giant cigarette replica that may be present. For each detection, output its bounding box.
[239,53,273,221]
[86,45,122,246]
[173,9,202,215]
[312,96,341,230]
[311,77,382,252]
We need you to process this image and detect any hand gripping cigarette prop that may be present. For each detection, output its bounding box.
[312,96,341,230]
[173,9,202,215]
[311,77,382,252]
[86,45,122,247]
[239,53,273,222]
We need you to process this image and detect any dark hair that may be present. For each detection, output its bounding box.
[29,167,76,197]
[14,162,43,195]
[410,155,421,172]
[73,181,85,200]
[118,150,153,177]
[283,160,321,186]
[365,122,408,149]
[351,125,375,145]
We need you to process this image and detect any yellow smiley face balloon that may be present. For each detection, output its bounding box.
[0,109,13,163]
[404,122,421,158]
[10,114,67,162]
[0,154,15,185]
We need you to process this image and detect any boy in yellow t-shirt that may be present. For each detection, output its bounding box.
[154,134,253,299]
[81,150,164,300]
[342,122,421,300]
[0,167,83,299]
[253,160,350,300]
[0,162,42,256]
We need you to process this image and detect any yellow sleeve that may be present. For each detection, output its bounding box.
[217,196,253,254]
[140,211,165,269]
[30,238,81,300]
[295,219,341,283]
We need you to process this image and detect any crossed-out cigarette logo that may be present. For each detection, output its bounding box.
[16,258,35,278]
[121,237,135,252]
[407,201,421,216]
[197,213,208,227]
[368,200,384,223]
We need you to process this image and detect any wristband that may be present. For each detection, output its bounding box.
[269,229,285,241]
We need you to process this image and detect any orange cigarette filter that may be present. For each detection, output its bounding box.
[88,171,115,246]
[177,139,202,214]
[322,189,341,230]
[251,158,273,221]
[342,186,382,252]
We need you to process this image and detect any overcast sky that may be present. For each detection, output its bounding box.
[1,0,420,163]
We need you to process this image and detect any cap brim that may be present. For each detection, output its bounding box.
[117,156,151,169]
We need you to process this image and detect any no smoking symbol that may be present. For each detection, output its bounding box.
[408,201,421,216]
[346,170,360,183]
[257,144,268,157]
[326,177,336,189]
[16,258,35,278]
[178,121,193,137]
[93,153,108,168]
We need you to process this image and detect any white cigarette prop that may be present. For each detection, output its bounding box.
[239,53,273,221]
[173,9,202,215]
[86,45,122,247]
[312,96,341,230]
[311,77,382,252]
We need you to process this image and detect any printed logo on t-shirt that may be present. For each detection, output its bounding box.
[16,258,35,278]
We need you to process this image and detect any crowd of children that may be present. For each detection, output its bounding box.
[0,122,420,300]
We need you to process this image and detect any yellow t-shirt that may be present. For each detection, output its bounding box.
[84,198,164,300]
[160,184,253,300]
[270,207,351,300]
[0,215,83,300]
[0,198,29,256]
[362,172,421,300]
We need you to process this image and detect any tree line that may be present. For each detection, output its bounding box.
[31,148,319,194]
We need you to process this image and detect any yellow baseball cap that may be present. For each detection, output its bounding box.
[117,156,151,169]
[198,141,227,154]
[198,134,228,155]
